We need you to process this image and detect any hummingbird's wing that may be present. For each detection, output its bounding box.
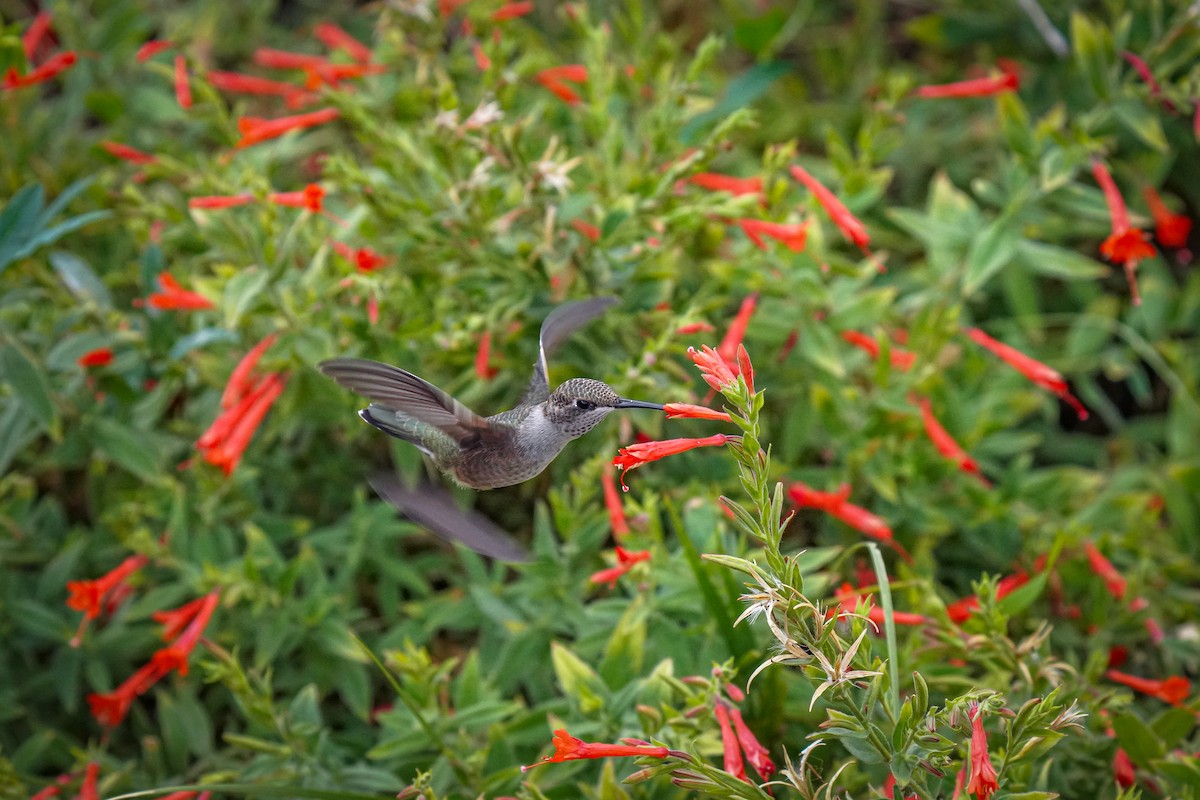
[368,473,530,561]
[518,296,619,406]
[319,358,491,444]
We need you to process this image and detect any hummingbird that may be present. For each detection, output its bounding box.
[319,297,664,491]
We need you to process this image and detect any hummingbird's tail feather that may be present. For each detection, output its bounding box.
[368,472,530,562]
[359,406,435,456]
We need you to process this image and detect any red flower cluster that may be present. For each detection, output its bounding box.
[522,729,669,772]
[1092,159,1156,305]
[1083,542,1126,600]
[4,15,76,91]
[964,706,999,799]
[66,554,149,646]
[88,590,220,727]
[1142,186,1192,251]
[196,335,288,475]
[965,327,1088,420]
[715,701,774,783]
[737,218,809,252]
[208,71,315,109]
[269,183,326,212]
[787,481,911,561]
[589,546,651,588]
[537,64,588,105]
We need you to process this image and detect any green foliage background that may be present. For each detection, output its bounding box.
[1,0,1198,798]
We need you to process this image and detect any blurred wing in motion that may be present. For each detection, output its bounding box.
[519,296,619,406]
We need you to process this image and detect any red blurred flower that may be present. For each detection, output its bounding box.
[136,39,173,61]
[29,771,76,800]
[207,71,315,108]
[1113,747,1136,788]
[914,396,990,486]
[728,705,774,780]
[189,193,256,209]
[1142,187,1192,249]
[330,240,388,272]
[787,482,910,561]
[834,582,927,627]
[716,294,757,372]
[522,728,669,771]
[78,348,114,368]
[737,218,809,252]
[841,330,915,370]
[915,69,1018,99]
[145,273,214,310]
[22,12,54,61]
[613,434,730,490]
[492,1,534,20]
[174,55,192,109]
[600,469,629,538]
[3,50,77,90]
[688,172,763,198]
[269,183,326,212]
[946,572,1028,623]
[966,707,999,800]
[313,22,372,62]
[473,42,492,72]
[714,703,749,782]
[675,321,714,335]
[663,402,733,422]
[589,546,651,588]
[77,763,99,800]
[219,334,277,410]
[571,218,600,242]
[1105,669,1191,705]
[100,141,157,165]
[688,345,738,392]
[789,164,870,253]
[964,327,1088,420]
[66,555,149,621]
[88,658,170,726]
[236,107,340,148]
[150,590,219,676]
[198,336,286,475]
[302,61,385,89]
[536,65,587,105]
[475,330,498,380]
[1092,160,1155,305]
[1084,542,1127,600]
[253,47,329,70]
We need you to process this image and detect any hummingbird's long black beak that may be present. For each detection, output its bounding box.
[614,398,665,410]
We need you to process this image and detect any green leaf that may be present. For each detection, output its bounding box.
[92,417,161,481]
[679,62,787,143]
[49,250,112,308]
[169,328,239,360]
[1070,12,1113,99]
[0,343,55,431]
[1112,711,1165,767]
[996,570,1048,617]
[1112,97,1169,152]
[223,268,271,327]
[1016,240,1108,280]
[0,401,40,474]
[551,641,608,714]
[0,184,44,271]
[962,214,1019,296]
[1151,707,1197,750]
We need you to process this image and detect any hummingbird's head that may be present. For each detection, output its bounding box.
[547,378,664,438]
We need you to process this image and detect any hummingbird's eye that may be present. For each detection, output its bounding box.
[574,399,596,411]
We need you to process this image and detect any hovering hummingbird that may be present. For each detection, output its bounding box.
[319,297,664,490]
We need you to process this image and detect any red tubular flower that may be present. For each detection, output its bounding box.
[714,704,748,782]
[571,218,600,242]
[313,22,372,62]
[492,1,534,20]
[198,374,287,475]
[220,335,277,410]
[269,183,326,212]
[77,763,99,800]
[1092,160,1155,305]
[67,555,149,621]
[833,583,926,627]
[1084,542,1127,600]
[1142,187,1192,249]
[1121,52,1171,109]
[737,218,809,252]
[688,172,764,198]
[675,321,714,335]
[136,39,173,61]
[716,294,758,372]
[613,434,730,490]
[688,345,738,392]
[589,546,651,588]
[207,71,315,107]
[663,402,733,423]
[915,70,1019,99]
[787,482,904,550]
[3,50,77,90]
[101,140,157,164]
[914,396,990,486]
[150,590,220,676]
[472,42,491,72]
[78,348,114,368]
[728,706,774,780]
[330,240,388,272]
[946,572,1028,623]
[1113,747,1136,788]
[174,55,192,109]
[88,656,173,727]
[474,331,498,380]
[522,728,669,771]
[600,469,629,538]
[789,164,870,253]
[1105,669,1191,705]
[964,328,1088,420]
[146,273,214,310]
[188,193,255,209]
[253,47,329,70]
[236,107,340,148]
[302,61,385,89]
[966,707,999,800]
[22,12,54,60]
[536,65,587,105]
[841,331,915,370]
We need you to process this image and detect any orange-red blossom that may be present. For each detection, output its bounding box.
[1083,542,1127,600]
[946,572,1028,623]
[915,68,1019,99]
[197,336,287,475]
[787,482,911,562]
[688,345,738,392]
[589,546,651,588]
[143,273,214,310]
[330,240,388,272]
[613,434,730,490]
[100,141,157,165]
[600,468,629,538]
[3,50,77,90]
[1105,669,1191,706]
[269,183,326,212]
[78,348,114,368]
[688,172,764,198]
[913,396,990,487]
[236,107,340,148]
[474,331,498,380]
[313,22,373,63]
[174,55,192,109]
[207,71,315,108]
[1142,187,1192,250]
[1092,160,1155,305]
[789,164,870,253]
[842,330,915,370]
[966,706,999,800]
[834,582,927,627]
[664,402,733,423]
[66,554,149,645]
[536,64,588,105]
[522,729,669,771]
[965,327,1088,420]
[738,218,809,252]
